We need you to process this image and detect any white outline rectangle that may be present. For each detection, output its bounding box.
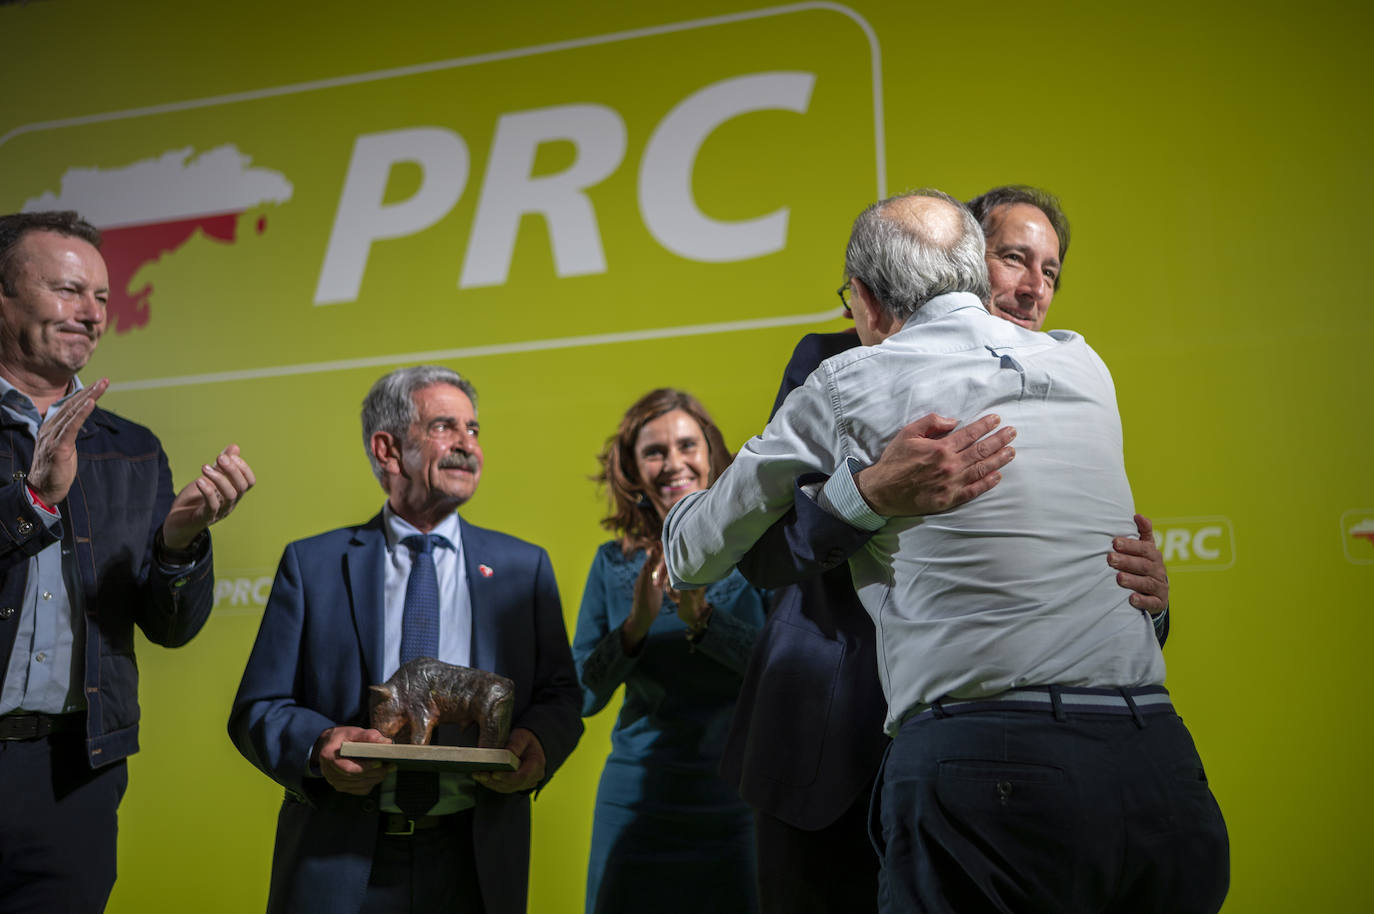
[2,4,885,391]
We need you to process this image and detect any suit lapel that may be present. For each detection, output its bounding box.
[346,514,388,686]
[460,517,499,672]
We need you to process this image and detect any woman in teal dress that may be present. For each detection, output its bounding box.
[573,388,766,914]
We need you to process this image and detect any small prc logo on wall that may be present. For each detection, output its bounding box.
[1340,510,1374,565]
[212,571,277,615]
[1151,517,1236,572]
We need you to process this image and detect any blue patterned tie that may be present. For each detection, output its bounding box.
[396,533,450,815]
[399,533,448,663]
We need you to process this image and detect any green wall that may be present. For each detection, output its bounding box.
[1,1,1370,911]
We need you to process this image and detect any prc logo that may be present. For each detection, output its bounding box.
[1340,510,1374,564]
[1151,516,1235,572]
[212,571,276,615]
[1,5,883,390]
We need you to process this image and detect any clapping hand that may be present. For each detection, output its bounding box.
[26,378,109,506]
[161,444,256,550]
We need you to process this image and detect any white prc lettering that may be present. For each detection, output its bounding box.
[1190,526,1223,560]
[639,71,815,262]
[313,71,816,305]
[460,104,627,289]
[1160,528,1192,561]
[213,577,275,608]
[1155,526,1225,562]
[314,127,470,304]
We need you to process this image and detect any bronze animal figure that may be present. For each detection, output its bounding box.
[369,657,515,748]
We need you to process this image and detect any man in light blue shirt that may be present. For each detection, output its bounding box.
[664,191,1228,913]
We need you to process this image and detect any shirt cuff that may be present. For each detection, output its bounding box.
[24,486,61,527]
[155,528,210,569]
[818,457,885,532]
[1152,604,1169,634]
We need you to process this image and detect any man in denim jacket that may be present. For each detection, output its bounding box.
[0,211,255,913]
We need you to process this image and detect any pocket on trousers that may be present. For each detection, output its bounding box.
[932,758,1084,852]
[936,759,1066,812]
[929,759,1086,902]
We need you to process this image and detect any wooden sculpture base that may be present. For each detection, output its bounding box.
[340,742,518,773]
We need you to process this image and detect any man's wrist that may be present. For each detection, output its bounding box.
[818,458,885,531]
[25,484,58,515]
[156,527,209,564]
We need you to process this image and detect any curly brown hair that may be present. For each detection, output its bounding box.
[596,388,732,554]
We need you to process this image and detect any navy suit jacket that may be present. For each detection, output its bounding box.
[719,331,888,831]
[229,513,582,914]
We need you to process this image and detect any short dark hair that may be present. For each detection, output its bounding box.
[0,211,102,295]
[966,185,1070,290]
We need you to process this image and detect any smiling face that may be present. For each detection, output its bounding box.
[983,203,1061,331]
[633,408,711,519]
[375,383,483,530]
[0,230,108,394]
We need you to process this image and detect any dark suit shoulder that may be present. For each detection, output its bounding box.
[789,331,862,370]
[773,331,862,418]
[457,518,549,560]
[286,516,384,554]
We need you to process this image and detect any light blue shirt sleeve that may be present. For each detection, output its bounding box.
[818,457,885,532]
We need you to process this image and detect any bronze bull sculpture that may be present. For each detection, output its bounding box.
[369,657,515,749]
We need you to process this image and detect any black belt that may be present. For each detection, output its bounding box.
[905,685,1174,726]
[379,811,470,837]
[0,712,82,741]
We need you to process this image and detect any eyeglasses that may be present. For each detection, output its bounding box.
[837,281,853,319]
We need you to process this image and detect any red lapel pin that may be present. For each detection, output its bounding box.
[478,564,494,578]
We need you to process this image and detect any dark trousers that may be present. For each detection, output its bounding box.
[873,710,1229,914]
[359,810,484,914]
[0,731,127,914]
[754,786,880,914]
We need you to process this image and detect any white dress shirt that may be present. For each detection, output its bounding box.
[664,292,1166,733]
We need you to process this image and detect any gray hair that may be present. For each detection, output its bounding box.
[361,365,478,480]
[844,189,990,321]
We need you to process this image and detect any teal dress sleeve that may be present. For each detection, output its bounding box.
[572,542,641,717]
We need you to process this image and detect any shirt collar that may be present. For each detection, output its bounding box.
[900,292,989,330]
[0,374,83,418]
[382,503,463,555]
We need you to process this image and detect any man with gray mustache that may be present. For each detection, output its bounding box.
[231,364,582,914]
